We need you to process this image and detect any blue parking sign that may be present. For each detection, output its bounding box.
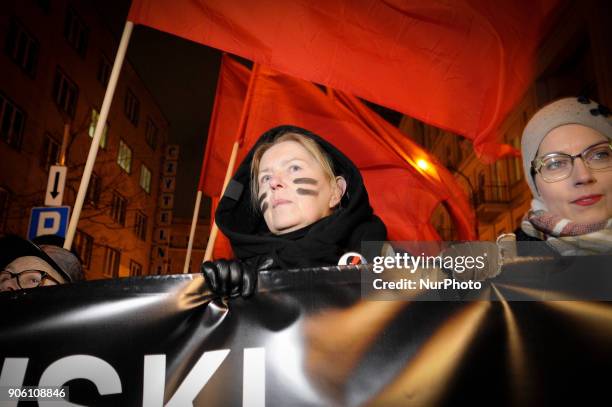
[28,206,71,240]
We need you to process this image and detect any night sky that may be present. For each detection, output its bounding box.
[128,26,220,219]
[96,0,220,219]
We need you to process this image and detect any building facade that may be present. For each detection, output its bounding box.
[0,0,169,279]
[165,216,211,275]
[399,1,612,240]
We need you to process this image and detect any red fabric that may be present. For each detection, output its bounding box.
[210,196,234,259]
[129,0,558,162]
[198,56,250,195]
[240,65,476,240]
[203,58,476,254]
[330,90,476,239]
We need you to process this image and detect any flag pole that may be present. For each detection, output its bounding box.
[203,63,260,261]
[64,21,134,250]
[183,54,227,272]
[203,141,239,261]
[182,190,202,273]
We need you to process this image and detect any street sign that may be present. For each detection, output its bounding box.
[45,165,67,206]
[28,206,70,240]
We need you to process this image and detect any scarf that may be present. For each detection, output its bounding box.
[521,199,612,255]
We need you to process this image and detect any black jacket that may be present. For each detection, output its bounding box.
[215,125,387,269]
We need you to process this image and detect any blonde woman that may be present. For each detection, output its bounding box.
[202,125,387,297]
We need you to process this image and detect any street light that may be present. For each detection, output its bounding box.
[416,158,430,171]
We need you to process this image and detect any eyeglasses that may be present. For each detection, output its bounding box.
[0,269,61,290]
[531,142,612,183]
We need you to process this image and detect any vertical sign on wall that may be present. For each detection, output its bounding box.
[151,145,179,275]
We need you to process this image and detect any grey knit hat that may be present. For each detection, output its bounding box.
[522,96,612,197]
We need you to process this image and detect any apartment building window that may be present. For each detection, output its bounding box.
[134,211,148,241]
[139,165,151,193]
[97,56,111,86]
[40,133,60,170]
[145,117,158,150]
[110,190,127,225]
[0,93,25,150]
[117,139,132,173]
[103,246,120,278]
[64,7,88,57]
[88,108,108,148]
[0,187,9,231]
[5,19,39,77]
[52,68,78,117]
[124,89,140,126]
[494,159,506,183]
[129,260,143,276]
[74,229,93,269]
[86,172,101,206]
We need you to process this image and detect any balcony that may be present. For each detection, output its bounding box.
[509,179,531,205]
[474,184,510,222]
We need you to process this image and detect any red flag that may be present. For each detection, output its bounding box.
[129,0,559,162]
[198,56,250,196]
[209,196,234,259]
[203,59,476,249]
[329,90,476,239]
[198,56,253,259]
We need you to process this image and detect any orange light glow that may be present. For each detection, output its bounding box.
[416,159,430,171]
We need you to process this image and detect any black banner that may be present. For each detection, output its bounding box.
[1,257,612,406]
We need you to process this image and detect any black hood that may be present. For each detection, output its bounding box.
[216,125,387,268]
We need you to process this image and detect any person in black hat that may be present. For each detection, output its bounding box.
[202,125,387,298]
[32,234,84,283]
[0,235,81,291]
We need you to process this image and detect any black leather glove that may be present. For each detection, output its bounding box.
[201,258,261,298]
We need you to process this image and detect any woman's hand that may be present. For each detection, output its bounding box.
[201,258,261,298]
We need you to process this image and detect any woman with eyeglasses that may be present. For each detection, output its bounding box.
[516,96,612,254]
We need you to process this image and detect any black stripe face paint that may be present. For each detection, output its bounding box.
[293,177,318,185]
[296,188,319,196]
[294,178,319,196]
[258,193,268,213]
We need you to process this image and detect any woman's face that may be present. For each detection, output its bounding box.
[534,124,612,223]
[257,140,343,234]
